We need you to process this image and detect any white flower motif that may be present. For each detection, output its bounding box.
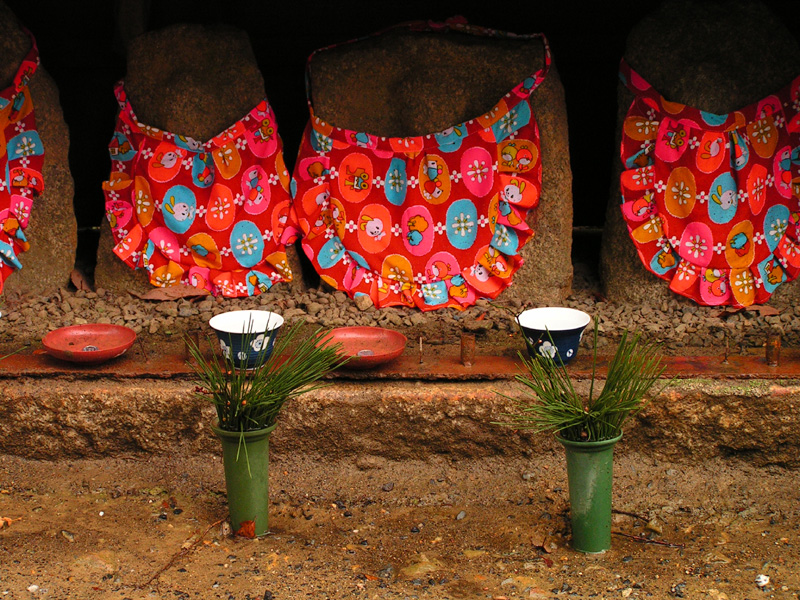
[537,341,557,359]
[733,270,753,295]
[633,117,658,137]
[13,200,29,221]
[313,131,332,152]
[642,215,662,235]
[154,270,178,287]
[676,261,695,281]
[685,234,708,259]
[219,339,231,359]
[158,239,175,257]
[329,240,343,261]
[388,169,405,192]
[467,159,488,183]
[751,118,772,145]
[631,168,653,187]
[770,218,788,241]
[451,212,475,237]
[494,225,511,247]
[421,283,442,299]
[250,334,266,352]
[235,232,259,255]
[498,109,519,134]
[135,190,151,215]
[670,180,692,206]
[14,136,37,157]
[387,265,409,283]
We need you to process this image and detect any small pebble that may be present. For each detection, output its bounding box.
[381,482,394,492]
[456,510,466,520]
[670,582,686,598]
[755,574,769,587]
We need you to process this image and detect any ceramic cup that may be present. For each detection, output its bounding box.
[208,310,284,369]
[517,307,592,364]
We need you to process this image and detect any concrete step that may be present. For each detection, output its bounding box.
[0,346,798,467]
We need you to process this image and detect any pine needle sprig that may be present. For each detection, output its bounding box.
[496,320,669,442]
[187,319,348,433]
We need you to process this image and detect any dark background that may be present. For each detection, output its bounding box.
[3,0,798,273]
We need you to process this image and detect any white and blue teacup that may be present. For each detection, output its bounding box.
[208,310,284,369]
[517,307,592,365]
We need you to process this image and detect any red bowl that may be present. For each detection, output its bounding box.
[42,324,137,364]
[323,326,407,369]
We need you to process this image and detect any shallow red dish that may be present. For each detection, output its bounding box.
[42,324,137,364]
[324,326,407,369]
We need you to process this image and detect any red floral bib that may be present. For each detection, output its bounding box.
[619,58,800,307]
[0,29,43,294]
[292,20,550,310]
[103,83,296,297]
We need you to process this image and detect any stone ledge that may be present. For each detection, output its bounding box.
[0,375,797,468]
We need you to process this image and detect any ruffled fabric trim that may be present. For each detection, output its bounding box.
[103,81,297,297]
[0,28,42,294]
[619,58,800,307]
[293,19,549,311]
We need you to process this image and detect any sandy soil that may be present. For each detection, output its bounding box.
[1,450,798,600]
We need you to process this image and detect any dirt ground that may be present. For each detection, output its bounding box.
[1,450,798,600]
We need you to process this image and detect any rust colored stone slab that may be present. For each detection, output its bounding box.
[1,343,799,381]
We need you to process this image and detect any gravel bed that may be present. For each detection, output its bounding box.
[1,258,797,358]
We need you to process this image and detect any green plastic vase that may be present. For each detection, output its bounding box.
[557,433,622,553]
[212,421,277,538]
